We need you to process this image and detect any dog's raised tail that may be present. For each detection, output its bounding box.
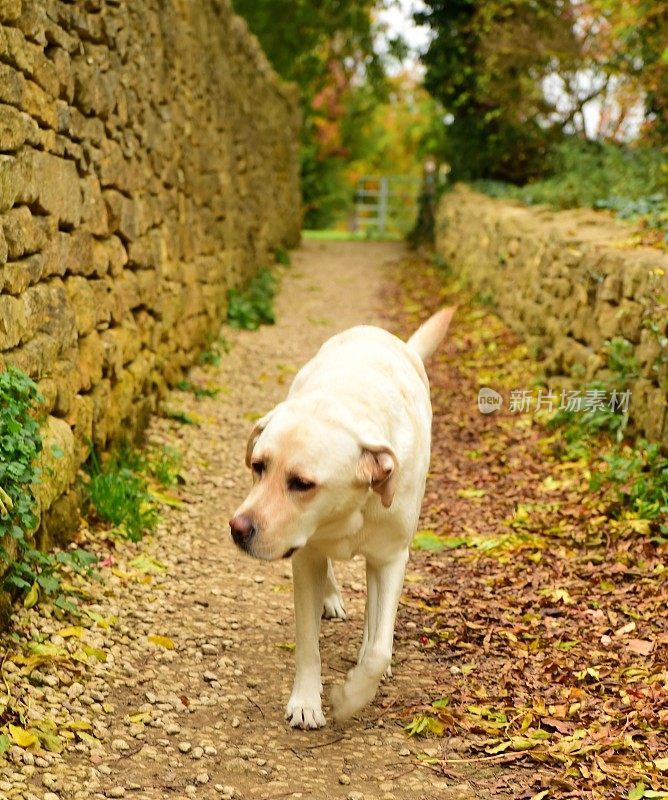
[406,306,456,362]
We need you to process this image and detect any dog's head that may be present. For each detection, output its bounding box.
[229,400,398,560]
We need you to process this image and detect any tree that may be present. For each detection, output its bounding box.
[233,0,395,227]
[417,1,668,183]
[416,0,586,182]
[586,0,668,140]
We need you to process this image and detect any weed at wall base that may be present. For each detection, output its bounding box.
[0,367,96,605]
[84,441,182,543]
[227,268,278,330]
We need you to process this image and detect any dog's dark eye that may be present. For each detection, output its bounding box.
[288,476,316,493]
[252,460,266,476]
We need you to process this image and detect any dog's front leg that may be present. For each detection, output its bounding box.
[357,562,393,678]
[322,559,346,620]
[285,547,327,729]
[331,550,408,721]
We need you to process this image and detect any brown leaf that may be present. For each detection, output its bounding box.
[626,638,653,656]
[541,717,573,734]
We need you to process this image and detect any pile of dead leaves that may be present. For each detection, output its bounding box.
[382,257,668,800]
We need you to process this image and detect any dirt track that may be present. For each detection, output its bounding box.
[5,241,488,800]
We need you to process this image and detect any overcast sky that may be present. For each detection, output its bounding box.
[374,0,641,140]
[376,0,430,75]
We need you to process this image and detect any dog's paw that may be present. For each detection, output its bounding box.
[330,682,360,723]
[322,592,347,620]
[285,695,326,729]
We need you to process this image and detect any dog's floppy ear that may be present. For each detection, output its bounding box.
[245,409,276,467]
[357,442,399,508]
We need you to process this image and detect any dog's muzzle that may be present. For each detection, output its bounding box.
[229,514,256,551]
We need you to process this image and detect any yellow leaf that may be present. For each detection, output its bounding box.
[456,488,486,499]
[57,626,84,638]
[510,736,539,750]
[84,611,117,629]
[626,518,652,534]
[130,555,166,574]
[111,567,133,580]
[9,725,38,748]
[23,582,39,609]
[82,645,107,662]
[66,721,92,731]
[148,490,185,508]
[147,634,174,650]
[76,731,98,744]
[654,758,668,771]
[128,710,151,724]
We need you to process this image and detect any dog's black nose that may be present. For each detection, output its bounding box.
[230,514,256,549]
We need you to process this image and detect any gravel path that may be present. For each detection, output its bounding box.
[3,241,480,800]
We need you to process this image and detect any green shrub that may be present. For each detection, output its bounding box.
[546,338,636,458]
[148,446,182,487]
[227,268,277,330]
[591,441,668,527]
[0,367,95,601]
[85,445,158,543]
[473,139,668,238]
[275,246,291,267]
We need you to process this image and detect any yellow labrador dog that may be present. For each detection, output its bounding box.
[230,308,454,728]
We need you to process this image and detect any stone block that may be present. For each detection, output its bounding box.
[59,230,95,276]
[33,415,76,516]
[91,235,127,278]
[71,394,93,460]
[0,102,29,150]
[77,330,103,391]
[25,150,82,226]
[14,0,47,45]
[632,379,667,443]
[104,189,138,241]
[0,154,21,212]
[1,204,46,258]
[0,23,37,74]
[0,293,26,348]
[37,484,83,551]
[108,271,139,322]
[596,301,623,341]
[5,329,60,380]
[598,272,622,304]
[53,359,80,417]
[27,280,76,345]
[1,252,43,293]
[23,77,58,128]
[0,0,23,23]
[0,63,24,105]
[65,275,96,335]
[636,329,662,379]
[37,375,57,413]
[90,377,111,447]
[81,174,109,236]
[616,299,644,344]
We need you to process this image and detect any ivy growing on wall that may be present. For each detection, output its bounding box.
[0,366,93,605]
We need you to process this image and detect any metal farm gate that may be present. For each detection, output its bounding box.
[353,175,421,237]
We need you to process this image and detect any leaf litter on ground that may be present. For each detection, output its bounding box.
[381,256,668,800]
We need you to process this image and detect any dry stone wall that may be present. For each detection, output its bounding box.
[436,185,668,446]
[0,0,300,547]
